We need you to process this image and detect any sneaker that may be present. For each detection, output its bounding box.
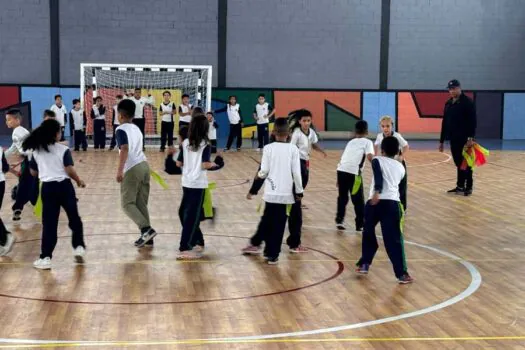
[236,148,241,152]
[241,245,262,255]
[398,273,414,284]
[464,188,473,196]
[356,263,370,274]
[447,187,464,194]
[267,257,279,265]
[0,233,15,257]
[256,148,262,152]
[290,246,308,253]
[73,246,85,263]
[12,210,21,222]
[135,228,157,248]
[223,148,230,152]
[194,245,205,253]
[356,225,364,232]
[176,250,202,260]
[33,257,52,270]
[336,220,346,230]
[145,239,154,247]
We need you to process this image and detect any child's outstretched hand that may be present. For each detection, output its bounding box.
[77,179,86,188]
[370,192,380,205]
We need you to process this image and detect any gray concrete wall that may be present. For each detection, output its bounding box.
[59,0,218,85]
[388,0,525,90]
[0,0,51,84]
[226,0,382,88]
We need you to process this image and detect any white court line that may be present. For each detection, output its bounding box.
[0,222,482,345]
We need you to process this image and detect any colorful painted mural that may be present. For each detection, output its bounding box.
[1,85,524,140]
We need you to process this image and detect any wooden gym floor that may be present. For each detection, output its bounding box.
[0,144,524,349]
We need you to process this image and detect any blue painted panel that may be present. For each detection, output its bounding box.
[21,87,80,136]
[363,92,396,135]
[503,93,525,140]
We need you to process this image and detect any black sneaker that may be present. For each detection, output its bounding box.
[398,273,414,284]
[12,210,21,221]
[464,188,473,196]
[160,148,165,152]
[135,228,157,248]
[267,257,279,265]
[447,187,464,194]
[335,220,346,230]
[356,263,370,274]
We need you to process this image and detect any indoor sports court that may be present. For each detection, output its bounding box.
[0,0,525,349]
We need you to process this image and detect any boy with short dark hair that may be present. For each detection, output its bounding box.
[159,91,176,152]
[110,94,123,151]
[43,110,56,121]
[335,120,374,231]
[115,99,157,248]
[5,109,37,221]
[91,96,106,150]
[355,136,413,284]
[245,118,304,265]
[178,94,193,129]
[70,99,87,152]
[50,94,68,141]
[253,93,274,151]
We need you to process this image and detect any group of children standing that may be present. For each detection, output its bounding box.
[0,97,412,283]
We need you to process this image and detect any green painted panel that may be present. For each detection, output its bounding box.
[326,102,360,132]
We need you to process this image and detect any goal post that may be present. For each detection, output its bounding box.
[80,63,212,147]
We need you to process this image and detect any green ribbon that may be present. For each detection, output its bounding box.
[351,175,362,195]
[150,170,169,189]
[203,182,216,218]
[33,182,43,219]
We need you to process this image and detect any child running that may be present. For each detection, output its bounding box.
[374,115,409,210]
[175,113,218,259]
[335,120,374,231]
[355,136,413,284]
[115,99,157,248]
[244,118,304,264]
[22,119,86,270]
[5,109,38,221]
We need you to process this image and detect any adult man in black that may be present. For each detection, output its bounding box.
[439,79,477,196]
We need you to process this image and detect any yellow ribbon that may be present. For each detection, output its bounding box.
[351,175,362,195]
[150,170,169,189]
[33,182,43,219]
[203,182,216,218]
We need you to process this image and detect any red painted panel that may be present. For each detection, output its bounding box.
[0,86,20,109]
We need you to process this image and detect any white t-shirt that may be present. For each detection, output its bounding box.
[159,102,176,123]
[374,132,408,152]
[227,104,241,124]
[50,104,68,127]
[254,102,272,125]
[337,138,375,175]
[290,128,318,160]
[6,125,30,157]
[208,120,217,140]
[115,123,147,173]
[70,109,85,130]
[179,104,193,123]
[30,143,72,182]
[112,105,120,125]
[177,139,211,189]
[92,106,105,120]
[127,96,155,119]
[368,156,405,201]
[258,142,303,204]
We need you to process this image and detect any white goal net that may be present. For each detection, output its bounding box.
[81,63,212,147]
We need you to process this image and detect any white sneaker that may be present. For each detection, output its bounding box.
[73,246,85,263]
[33,257,52,270]
[0,234,15,256]
[256,148,262,152]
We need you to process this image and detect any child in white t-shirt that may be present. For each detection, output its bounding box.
[206,111,219,153]
[336,120,375,231]
[374,115,409,210]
